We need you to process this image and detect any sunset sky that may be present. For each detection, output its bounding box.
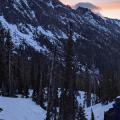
[60,0,120,19]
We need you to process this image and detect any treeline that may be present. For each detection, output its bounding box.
[0,27,120,119]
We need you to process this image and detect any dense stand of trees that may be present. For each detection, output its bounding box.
[0,29,14,96]
[0,27,120,119]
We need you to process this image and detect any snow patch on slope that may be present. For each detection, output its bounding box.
[46,0,54,9]
[37,26,55,43]
[13,0,36,20]
[83,11,109,32]
[0,16,48,53]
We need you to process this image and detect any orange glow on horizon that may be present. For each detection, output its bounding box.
[99,2,120,10]
[60,0,120,19]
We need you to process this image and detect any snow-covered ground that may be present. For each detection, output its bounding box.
[77,91,114,120]
[0,92,114,120]
[86,102,113,120]
[0,97,46,120]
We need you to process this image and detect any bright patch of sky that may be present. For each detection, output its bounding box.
[60,0,120,19]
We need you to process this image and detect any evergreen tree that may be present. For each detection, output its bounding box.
[16,42,30,98]
[46,42,58,120]
[59,23,77,120]
[91,109,95,120]
[5,30,14,96]
[100,69,118,103]
[0,29,14,96]
[0,29,7,95]
[85,66,91,107]
[76,104,87,120]
[36,66,44,107]
[16,43,27,95]
[32,55,40,101]
[16,49,23,94]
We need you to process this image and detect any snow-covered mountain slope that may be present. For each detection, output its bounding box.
[0,91,114,120]
[0,0,70,53]
[1,0,120,68]
[0,15,48,53]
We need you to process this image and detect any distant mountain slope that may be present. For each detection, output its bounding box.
[0,0,120,69]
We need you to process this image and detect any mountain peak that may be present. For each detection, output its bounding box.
[73,2,100,14]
